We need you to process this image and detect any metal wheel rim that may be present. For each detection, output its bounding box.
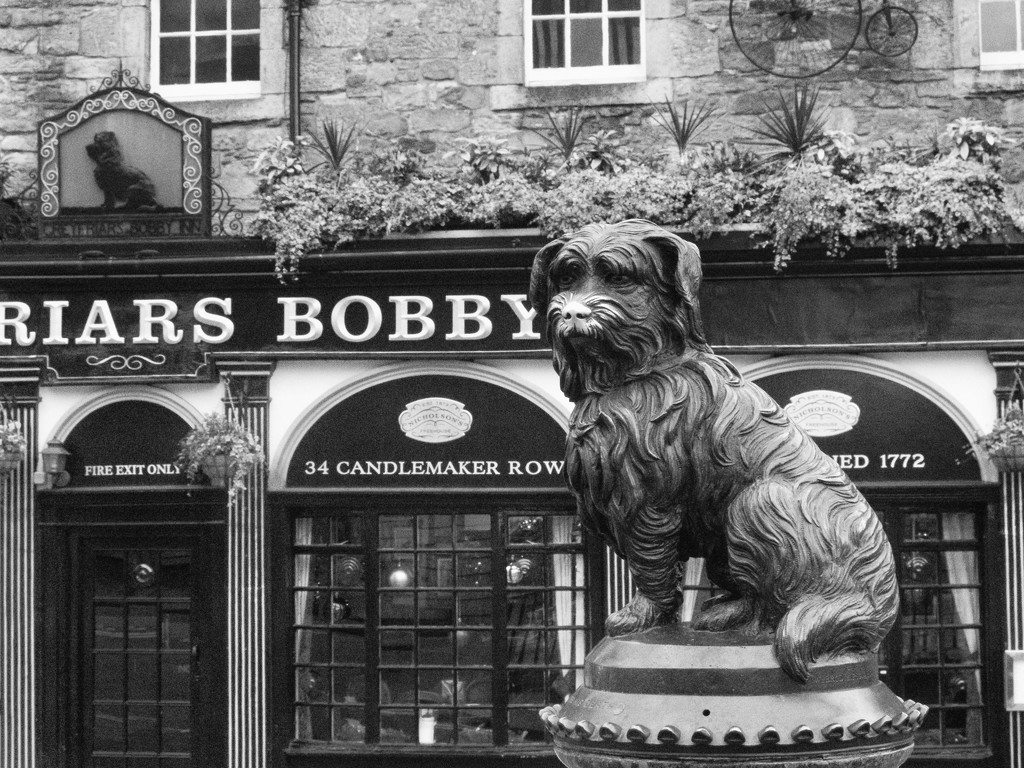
[729,0,864,78]
[865,6,918,57]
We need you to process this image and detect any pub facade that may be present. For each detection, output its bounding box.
[2,2,1024,768]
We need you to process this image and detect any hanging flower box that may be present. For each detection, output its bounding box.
[177,413,264,498]
[0,421,27,476]
[987,443,1024,473]
[978,405,1024,473]
[200,453,236,488]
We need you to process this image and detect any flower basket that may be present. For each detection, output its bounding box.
[0,449,22,474]
[0,420,27,476]
[988,443,1024,473]
[177,413,264,498]
[978,401,1024,473]
[201,453,236,487]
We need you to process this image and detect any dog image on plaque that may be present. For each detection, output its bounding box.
[36,71,211,238]
[60,114,175,213]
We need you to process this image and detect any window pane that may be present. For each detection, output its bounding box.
[197,1,227,31]
[609,0,641,9]
[609,16,640,65]
[533,19,565,68]
[332,706,365,742]
[94,705,126,751]
[160,0,190,33]
[570,17,603,66]
[126,653,159,701]
[232,0,260,29]
[125,704,159,751]
[570,0,601,12]
[94,653,125,701]
[162,704,190,752]
[533,0,564,14]
[232,34,260,82]
[980,2,1019,53]
[160,38,191,85]
[195,36,227,83]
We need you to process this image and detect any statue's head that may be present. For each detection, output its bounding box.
[528,219,710,399]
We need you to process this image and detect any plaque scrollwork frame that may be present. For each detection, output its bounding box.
[36,81,211,233]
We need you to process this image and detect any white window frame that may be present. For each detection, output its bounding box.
[524,0,646,87]
[979,0,1024,70]
[150,0,261,101]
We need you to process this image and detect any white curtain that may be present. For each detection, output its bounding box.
[942,512,982,743]
[553,517,586,695]
[294,518,315,740]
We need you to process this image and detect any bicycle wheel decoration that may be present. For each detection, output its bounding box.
[865,5,918,57]
[729,0,864,78]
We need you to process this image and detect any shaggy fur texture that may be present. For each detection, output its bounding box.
[85,131,158,212]
[528,219,898,682]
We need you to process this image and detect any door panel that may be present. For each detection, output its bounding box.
[80,535,219,768]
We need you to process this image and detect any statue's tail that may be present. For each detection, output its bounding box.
[774,592,894,683]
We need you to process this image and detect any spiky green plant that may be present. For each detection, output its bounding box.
[307,119,359,175]
[652,99,719,160]
[534,107,590,168]
[748,85,830,161]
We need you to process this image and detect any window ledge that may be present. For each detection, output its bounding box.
[491,77,670,110]
[152,84,262,102]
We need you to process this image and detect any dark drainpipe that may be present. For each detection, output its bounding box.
[287,0,302,142]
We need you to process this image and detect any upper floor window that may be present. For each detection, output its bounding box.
[151,0,261,100]
[525,0,645,87]
[979,0,1024,69]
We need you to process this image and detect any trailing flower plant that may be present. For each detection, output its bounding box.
[0,419,26,457]
[978,406,1024,454]
[177,412,264,498]
[250,107,1024,278]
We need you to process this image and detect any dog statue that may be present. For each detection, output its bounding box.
[529,219,899,683]
[85,131,159,212]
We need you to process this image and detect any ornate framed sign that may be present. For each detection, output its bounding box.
[36,69,211,238]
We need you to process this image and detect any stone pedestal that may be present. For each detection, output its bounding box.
[541,625,921,768]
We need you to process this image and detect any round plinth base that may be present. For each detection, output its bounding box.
[541,625,919,768]
[554,741,914,768]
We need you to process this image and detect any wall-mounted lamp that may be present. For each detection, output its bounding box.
[36,440,71,488]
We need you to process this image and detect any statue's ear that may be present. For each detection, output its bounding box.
[642,230,711,352]
[528,236,566,312]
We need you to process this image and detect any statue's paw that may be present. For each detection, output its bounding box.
[605,594,673,637]
[692,597,753,632]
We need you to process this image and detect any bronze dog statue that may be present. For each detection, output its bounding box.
[529,219,898,682]
[85,130,158,212]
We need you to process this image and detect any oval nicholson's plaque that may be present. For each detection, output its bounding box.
[784,390,861,437]
[399,397,473,443]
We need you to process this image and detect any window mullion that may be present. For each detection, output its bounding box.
[490,512,509,746]
[365,511,381,743]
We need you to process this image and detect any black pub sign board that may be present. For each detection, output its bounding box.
[36,70,212,238]
[0,284,546,381]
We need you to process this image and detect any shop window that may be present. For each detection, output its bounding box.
[877,505,988,751]
[291,504,588,748]
[151,0,261,100]
[979,0,1024,69]
[525,0,645,86]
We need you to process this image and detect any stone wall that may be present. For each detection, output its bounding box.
[3,0,1024,218]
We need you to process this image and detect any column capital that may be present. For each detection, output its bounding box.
[215,360,275,405]
[989,352,1024,402]
[0,358,47,403]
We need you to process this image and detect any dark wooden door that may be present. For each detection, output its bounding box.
[79,533,221,768]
